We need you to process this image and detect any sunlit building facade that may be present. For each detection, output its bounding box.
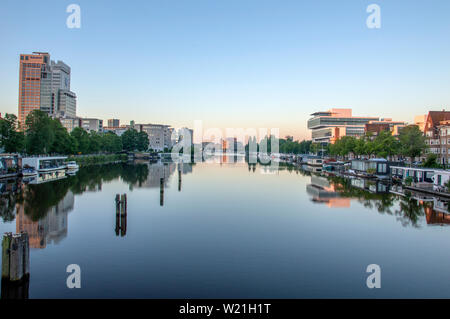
[307,108,379,144]
[18,52,77,126]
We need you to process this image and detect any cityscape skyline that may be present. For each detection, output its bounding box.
[1,0,450,140]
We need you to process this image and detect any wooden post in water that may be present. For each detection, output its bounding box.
[160,178,164,206]
[1,233,12,280]
[115,194,120,236]
[1,232,29,283]
[9,235,23,282]
[115,194,127,236]
[178,169,182,192]
[21,232,29,277]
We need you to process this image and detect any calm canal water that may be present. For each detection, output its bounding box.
[1,157,450,298]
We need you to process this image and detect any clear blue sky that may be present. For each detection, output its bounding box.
[1,0,449,139]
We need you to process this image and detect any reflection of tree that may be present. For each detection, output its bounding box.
[3,163,151,222]
[23,178,72,221]
[120,164,149,189]
[325,175,427,227]
[0,180,23,222]
[394,193,425,228]
[0,193,18,222]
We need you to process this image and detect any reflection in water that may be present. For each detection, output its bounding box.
[16,191,72,248]
[4,162,195,247]
[306,173,449,228]
[1,276,29,299]
[2,160,450,298]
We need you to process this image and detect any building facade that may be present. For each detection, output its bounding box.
[364,119,406,136]
[424,110,450,164]
[80,118,103,132]
[307,108,379,144]
[18,52,52,125]
[59,117,80,133]
[18,52,77,125]
[134,124,174,151]
[107,119,120,127]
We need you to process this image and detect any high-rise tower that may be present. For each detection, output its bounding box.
[18,52,52,125]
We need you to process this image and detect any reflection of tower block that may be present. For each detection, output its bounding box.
[1,232,30,299]
[222,140,227,153]
[115,194,127,237]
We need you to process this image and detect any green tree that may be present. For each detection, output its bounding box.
[136,131,149,151]
[121,128,138,151]
[398,125,426,164]
[0,113,24,153]
[102,131,122,153]
[49,120,76,154]
[423,153,439,168]
[71,127,90,154]
[25,110,55,154]
[372,131,400,159]
[88,131,102,153]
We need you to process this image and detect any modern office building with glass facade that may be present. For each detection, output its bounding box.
[307,108,379,144]
[18,52,77,125]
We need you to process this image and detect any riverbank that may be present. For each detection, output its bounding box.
[67,154,128,167]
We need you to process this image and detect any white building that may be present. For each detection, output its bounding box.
[81,118,103,132]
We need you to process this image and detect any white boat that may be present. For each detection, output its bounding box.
[66,161,79,170]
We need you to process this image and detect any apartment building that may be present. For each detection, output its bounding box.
[80,118,103,132]
[424,110,450,164]
[134,124,174,151]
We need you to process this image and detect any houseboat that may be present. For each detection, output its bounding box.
[350,159,400,179]
[0,154,21,179]
[431,170,450,191]
[350,177,390,194]
[322,160,347,172]
[390,166,435,184]
[306,156,324,167]
[28,170,67,184]
[22,156,67,173]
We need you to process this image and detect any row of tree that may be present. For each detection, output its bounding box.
[324,125,426,160]
[245,136,312,154]
[0,110,149,155]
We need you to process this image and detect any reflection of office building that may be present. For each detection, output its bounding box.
[306,176,350,208]
[140,163,177,188]
[15,191,73,248]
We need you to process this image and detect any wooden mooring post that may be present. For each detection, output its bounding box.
[160,178,164,206]
[1,232,30,299]
[115,194,127,236]
[178,169,182,192]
